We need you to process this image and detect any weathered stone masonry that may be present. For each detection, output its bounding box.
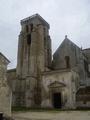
[0,52,11,117]
[7,14,90,109]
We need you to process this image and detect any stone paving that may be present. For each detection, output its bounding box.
[13,111,90,120]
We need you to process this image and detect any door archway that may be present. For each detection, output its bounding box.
[52,92,62,108]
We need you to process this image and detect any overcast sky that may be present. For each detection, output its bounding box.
[0,0,90,68]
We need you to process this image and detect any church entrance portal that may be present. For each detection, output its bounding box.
[52,93,62,108]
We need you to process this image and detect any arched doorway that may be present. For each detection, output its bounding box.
[52,92,62,108]
[48,81,65,109]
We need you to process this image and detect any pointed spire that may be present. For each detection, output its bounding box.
[65,35,67,39]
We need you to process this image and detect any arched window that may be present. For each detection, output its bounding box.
[27,34,31,45]
[30,23,33,32]
[65,56,70,68]
[26,25,29,33]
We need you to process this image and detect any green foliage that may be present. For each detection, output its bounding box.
[12,106,90,112]
[12,107,63,112]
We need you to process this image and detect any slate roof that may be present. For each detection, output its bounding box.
[53,35,80,56]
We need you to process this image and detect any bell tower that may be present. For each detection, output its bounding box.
[16,14,52,107]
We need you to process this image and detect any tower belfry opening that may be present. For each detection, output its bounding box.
[26,25,29,33]
[30,23,33,31]
[27,34,31,45]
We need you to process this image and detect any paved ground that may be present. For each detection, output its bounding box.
[13,111,90,120]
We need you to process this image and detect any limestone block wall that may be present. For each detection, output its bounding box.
[7,69,17,106]
[0,53,11,117]
[7,69,26,107]
[41,69,79,109]
[76,101,90,108]
[0,85,12,116]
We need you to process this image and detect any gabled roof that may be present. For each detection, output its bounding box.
[21,13,50,29]
[53,35,80,56]
[0,52,10,64]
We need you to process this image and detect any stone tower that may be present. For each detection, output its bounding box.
[16,14,52,107]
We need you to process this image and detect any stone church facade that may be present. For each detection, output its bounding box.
[7,14,90,109]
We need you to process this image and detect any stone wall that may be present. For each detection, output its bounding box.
[7,69,26,107]
[83,49,90,86]
[7,69,17,107]
[0,53,11,117]
[76,86,90,108]
[41,69,79,109]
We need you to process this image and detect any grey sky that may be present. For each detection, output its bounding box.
[0,0,90,68]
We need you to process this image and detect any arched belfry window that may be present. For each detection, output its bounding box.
[30,23,33,32]
[65,56,70,68]
[26,25,29,33]
[27,34,31,45]
[26,24,33,33]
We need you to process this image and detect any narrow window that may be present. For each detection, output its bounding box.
[26,25,29,33]
[84,60,88,72]
[30,24,33,32]
[65,56,70,68]
[27,34,31,45]
[44,37,46,48]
